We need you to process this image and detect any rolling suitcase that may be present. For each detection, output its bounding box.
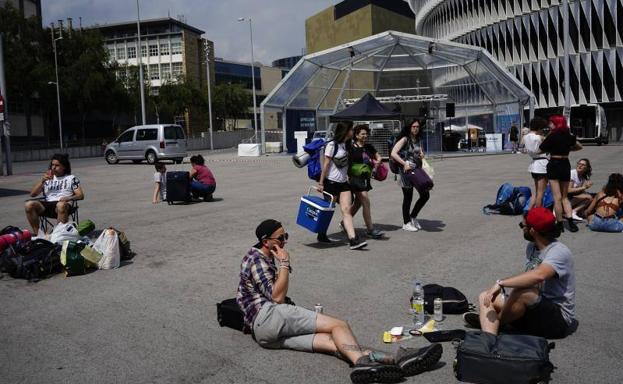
[166,171,191,204]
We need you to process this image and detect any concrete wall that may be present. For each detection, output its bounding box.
[10,129,284,162]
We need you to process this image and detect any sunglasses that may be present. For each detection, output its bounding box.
[267,233,289,243]
[576,163,587,167]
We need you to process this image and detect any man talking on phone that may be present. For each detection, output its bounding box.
[24,153,84,234]
[236,219,442,383]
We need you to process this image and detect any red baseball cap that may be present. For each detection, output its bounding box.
[525,207,556,232]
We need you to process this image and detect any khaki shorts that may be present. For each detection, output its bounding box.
[252,303,317,352]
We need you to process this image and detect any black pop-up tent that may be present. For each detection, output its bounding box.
[330,93,400,122]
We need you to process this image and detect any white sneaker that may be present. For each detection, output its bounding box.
[402,222,419,232]
[410,218,422,230]
[571,212,584,222]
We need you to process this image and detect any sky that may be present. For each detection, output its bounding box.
[42,0,339,65]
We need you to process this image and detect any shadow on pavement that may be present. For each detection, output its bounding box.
[417,219,446,232]
[0,188,30,198]
[374,223,403,232]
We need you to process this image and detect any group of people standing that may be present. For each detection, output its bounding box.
[524,115,623,233]
[316,120,433,250]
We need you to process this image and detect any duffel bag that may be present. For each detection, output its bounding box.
[455,331,555,384]
[423,284,471,314]
[1,239,62,281]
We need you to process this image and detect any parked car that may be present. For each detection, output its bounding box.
[104,124,187,164]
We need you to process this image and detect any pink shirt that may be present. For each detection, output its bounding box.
[193,165,216,186]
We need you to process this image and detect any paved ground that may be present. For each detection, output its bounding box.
[1,146,622,384]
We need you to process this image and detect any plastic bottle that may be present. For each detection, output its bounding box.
[412,280,425,326]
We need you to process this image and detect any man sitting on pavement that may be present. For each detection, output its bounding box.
[236,219,442,384]
[463,207,576,339]
[24,153,84,234]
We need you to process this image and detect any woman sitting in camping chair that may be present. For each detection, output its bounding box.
[24,153,84,235]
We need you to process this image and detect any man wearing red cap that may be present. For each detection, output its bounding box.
[463,208,577,338]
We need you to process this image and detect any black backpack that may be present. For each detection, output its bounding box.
[1,239,62,281]
[423,284,471,314]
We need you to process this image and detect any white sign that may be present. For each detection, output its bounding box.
[485,133,503,152]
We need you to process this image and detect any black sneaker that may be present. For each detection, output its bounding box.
[567,218,579,233]
[350,355,404,384]
[463,312,481,329]
[395,343,443,376]
[317,233,333,243]
[556,221,565,233]
[349,237,368,250]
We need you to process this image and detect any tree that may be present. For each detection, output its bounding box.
[57,28,119,143]
[212,83,252,130]
[0,3,51,137]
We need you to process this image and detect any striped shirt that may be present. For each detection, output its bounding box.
[236,247,276,331]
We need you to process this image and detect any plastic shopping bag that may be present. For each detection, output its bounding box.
[50,222,80,244]
[93,229,120,269]
[422,158,435,179]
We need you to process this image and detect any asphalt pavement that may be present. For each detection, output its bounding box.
[1,145,622,383]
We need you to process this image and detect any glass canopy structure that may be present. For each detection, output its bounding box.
[260,31,535,153]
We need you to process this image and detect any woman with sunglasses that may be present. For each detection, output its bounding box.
[568,158,593,220]
[390,119,430,232]
[539,115,583,232]
[318,122,367,250]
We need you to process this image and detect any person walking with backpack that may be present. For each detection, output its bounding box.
[523,117,549,210]
[318,123,367,249]
[540,115,583,232]
[390,119,430,232]
[348,124,384,239]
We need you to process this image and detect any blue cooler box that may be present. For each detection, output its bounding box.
[296,189,335,233]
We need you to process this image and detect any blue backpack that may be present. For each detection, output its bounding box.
[303,138,326,182]
[522,185,555,214]
[484,183,532,215]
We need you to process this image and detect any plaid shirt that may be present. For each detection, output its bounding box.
[236,247,277,332]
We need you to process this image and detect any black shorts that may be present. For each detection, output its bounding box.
[323,179,350,200]
[531,172,547,180]
[40,201,60,217]
[546,158,571,182]
[349,176,372,192]
[509,297,570,339]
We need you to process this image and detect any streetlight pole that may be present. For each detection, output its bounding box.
[51,22,64,150]
[563,0,571,121]
[203,40,214,150]
[238,17,259,150]
[136,0,146,125]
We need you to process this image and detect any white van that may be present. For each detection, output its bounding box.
[104,124,187,164]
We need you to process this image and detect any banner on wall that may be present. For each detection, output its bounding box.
[285,110,316,153]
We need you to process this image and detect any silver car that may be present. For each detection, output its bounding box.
[104,124,187,164]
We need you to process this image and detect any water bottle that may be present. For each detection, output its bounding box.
[411,280,425,326]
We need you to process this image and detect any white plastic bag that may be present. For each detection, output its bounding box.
[93,229,120,269]
[50,222,80,244]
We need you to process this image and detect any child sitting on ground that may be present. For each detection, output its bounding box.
[152,163,167,204]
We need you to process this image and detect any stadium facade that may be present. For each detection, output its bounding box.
[407,0,623,142]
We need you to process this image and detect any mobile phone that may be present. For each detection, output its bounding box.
[422,329,466,343]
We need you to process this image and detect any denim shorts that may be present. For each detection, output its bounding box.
[588,215,623,233]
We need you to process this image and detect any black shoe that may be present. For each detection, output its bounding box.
[395,343,443,376]
[556,221,565,233]
[350,355,404,384]
[463,312,481,329]
[567,218,579,233]
[349,237,368,250]
[317,233,333,243]
[203,193,213,202]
